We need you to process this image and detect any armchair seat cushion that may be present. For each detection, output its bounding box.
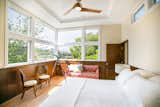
[24,80,37,87]
[39,74,50,80]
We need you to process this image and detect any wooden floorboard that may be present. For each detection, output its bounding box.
[1,76,64,107]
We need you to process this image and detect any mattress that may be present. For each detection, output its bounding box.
[39,78,140,107]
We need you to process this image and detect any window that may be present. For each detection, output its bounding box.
[58,30,82,45]
[58,30,82,60]
[84,29,99,60]
[34,20,55,43]
[59,45,82,59]
[154,0,160,3]
[85,45,98,60]
[6,2,101,65]
[57,29,100,60]
[7,7,30,64]
[34,43,55,60]
[8,8,30,35]
[85,29,99,42]
[8,39,28,64]
[133,4,145,22]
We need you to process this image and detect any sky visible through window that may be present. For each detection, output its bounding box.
[58,30,82,45]
[134,4,145,22]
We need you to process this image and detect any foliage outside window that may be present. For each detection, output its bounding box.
[34,20,55,43]
[34,43,55,60]
[8,8,30,35]
[7,3,100,65]
[59,45,82,59]
[85,45,98,60]
[8,39,28,64]
[58,29,99,60]
[85,29,98,42]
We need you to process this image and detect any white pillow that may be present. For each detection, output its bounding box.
[133,69,156,79]
[116,68,137,85]
[68,64,83,72]
[123,75,160,107]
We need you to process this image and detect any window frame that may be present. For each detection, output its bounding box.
[57,27,101,61]
[6,1,57,65]
[132,3,145,23]
[5,1,101,66]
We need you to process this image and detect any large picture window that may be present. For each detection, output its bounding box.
[57,29,99,60]
[7,2,101,65]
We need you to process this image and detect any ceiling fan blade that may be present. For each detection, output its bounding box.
[81,7,102,13]
[64,3,78,15]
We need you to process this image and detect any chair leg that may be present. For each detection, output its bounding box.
[48,78,51,86]
[21,89,25,99]
[33,86,37,97]
[40,81,43,89]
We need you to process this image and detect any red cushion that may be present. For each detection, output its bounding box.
[67,65,99,79]
[67,72,98,79]
[83,65,98,72]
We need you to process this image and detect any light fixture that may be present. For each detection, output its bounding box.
[75,6,81,11]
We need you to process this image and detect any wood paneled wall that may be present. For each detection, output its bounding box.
[0,61,55,104]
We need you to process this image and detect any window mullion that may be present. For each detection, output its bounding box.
[82,28,85,60]
[30,17,35,61]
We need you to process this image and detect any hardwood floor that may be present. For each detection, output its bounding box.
[1,76,64,107]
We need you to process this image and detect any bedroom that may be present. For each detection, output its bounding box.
[0,0,160,107]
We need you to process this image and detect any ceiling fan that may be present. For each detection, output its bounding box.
[64,0,102,15]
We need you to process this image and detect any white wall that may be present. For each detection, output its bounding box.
[101,24,121,61]
[121,5,160,72]
[0,0,6,68]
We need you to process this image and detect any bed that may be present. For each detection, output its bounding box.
[39,69,160,107]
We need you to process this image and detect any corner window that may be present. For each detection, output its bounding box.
[133,4,145,22]
[7,2,101,66]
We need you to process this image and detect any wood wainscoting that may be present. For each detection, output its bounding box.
[0,61,55,104]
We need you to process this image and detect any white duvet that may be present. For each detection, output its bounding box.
[39,78,140,107]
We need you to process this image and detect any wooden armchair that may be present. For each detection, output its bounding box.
[19,70,37,99]
[36,65,51,88]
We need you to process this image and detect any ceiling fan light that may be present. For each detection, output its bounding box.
[75,6,81,11]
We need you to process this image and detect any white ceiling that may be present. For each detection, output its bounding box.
[10,0,140,28]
